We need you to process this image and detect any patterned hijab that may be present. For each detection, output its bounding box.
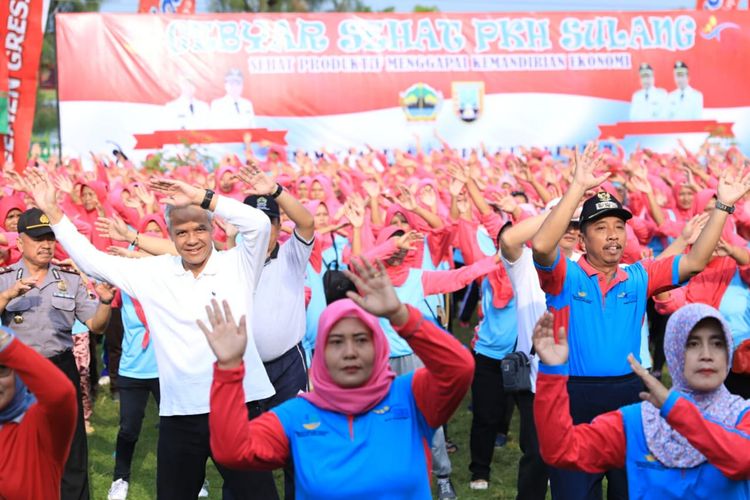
[641,303,750,468]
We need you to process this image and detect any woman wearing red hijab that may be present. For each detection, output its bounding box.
[205,258,474,500]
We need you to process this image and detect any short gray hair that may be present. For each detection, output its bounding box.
[164,205,214,233]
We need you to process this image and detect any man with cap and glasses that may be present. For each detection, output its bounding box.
[210,68,256,129]
[629,62,668,121]
[530,143,750,500]
[0,207,114,500]
[668,61,703,120]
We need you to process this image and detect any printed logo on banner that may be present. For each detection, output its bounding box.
[701,15,740,40]
[399,83,442,122]
[452,81,484,123]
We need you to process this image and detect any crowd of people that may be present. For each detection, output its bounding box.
[1,135,750,500]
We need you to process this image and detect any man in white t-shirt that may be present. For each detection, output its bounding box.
[25,169,277,499]
[237,166,315,499]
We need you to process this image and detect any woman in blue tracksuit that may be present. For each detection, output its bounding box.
[533,303,750,499]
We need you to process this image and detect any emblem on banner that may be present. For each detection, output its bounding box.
[399,83,442,121]
[452,81,484,123]
[701,15,740,41]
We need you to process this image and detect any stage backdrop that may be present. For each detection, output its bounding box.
[56,11,750,157]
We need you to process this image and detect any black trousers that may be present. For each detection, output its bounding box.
[262,343,308,500]
[647,299,669,373]
[104,308,124,394]
[512,390,548,500]
[548,373,643,500]
[156,402,278,500]
[49,349,90,500]
[114,376,161,481]
[469,353,547,498]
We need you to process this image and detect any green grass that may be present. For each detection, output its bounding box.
[87,322,551,499]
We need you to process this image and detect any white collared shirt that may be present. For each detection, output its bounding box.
[164,97,210,130]
[52,196,274,416]
[629,87,668,121]
[210,95,256,129]
[253,230,314,361]
[667,86,703,120]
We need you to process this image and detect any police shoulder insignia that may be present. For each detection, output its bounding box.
[57,267,80,275]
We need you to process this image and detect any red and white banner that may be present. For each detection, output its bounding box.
[1,0,45,170]
[56,11,750,158]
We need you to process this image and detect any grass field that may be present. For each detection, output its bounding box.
[88,321,595,499]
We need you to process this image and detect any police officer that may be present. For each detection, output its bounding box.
[0,208,114,500]
[629,63,668,121]
[668,61,703,120]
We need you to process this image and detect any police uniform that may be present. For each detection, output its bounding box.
[0,208,101,500]
[0,263,98,357]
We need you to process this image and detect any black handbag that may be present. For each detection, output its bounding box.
[501,350,533,393]
[321,233,356,305]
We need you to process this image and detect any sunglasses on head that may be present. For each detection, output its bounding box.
[0,365,11,377]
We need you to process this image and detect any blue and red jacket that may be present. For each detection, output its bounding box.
[534,250,682,377]
[208,306,474,499]
[535,364,750,499]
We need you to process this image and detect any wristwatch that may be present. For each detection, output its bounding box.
[271,184,283,199]
[200,189,215,210]
[715,199,735,214]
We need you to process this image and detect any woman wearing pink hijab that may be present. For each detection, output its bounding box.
[204,258,474,500]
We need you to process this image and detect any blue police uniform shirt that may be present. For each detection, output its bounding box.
[272,373,434,500]
[534,249,682,377]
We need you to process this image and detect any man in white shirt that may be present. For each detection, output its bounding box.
[629,63,668,121]
[25,169,278,500]
[236,166,315,500]
[210,68,256,129]
[667,61,703,120]
[163,75,210,130]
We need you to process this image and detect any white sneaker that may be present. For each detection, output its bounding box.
[470,479,489,490]
[108,479,129,500]
[198,479,209,498]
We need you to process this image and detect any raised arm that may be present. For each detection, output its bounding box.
[500,212,548,263]
[0,328,77,464]
[95,216,177,257]
[237,165,314,242]
[421,254,499,296]
[25,168,142,296]
[677,170,750,282]
[199,300,290,471]
[532,144,609,267]
[532,313,626,472]
[344,258,474,428]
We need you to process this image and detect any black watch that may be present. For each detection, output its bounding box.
[200,189,215,210]
[715,199,735,214]
[271,184,283,199]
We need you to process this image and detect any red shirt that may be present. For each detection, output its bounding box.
[0,338,77,500]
